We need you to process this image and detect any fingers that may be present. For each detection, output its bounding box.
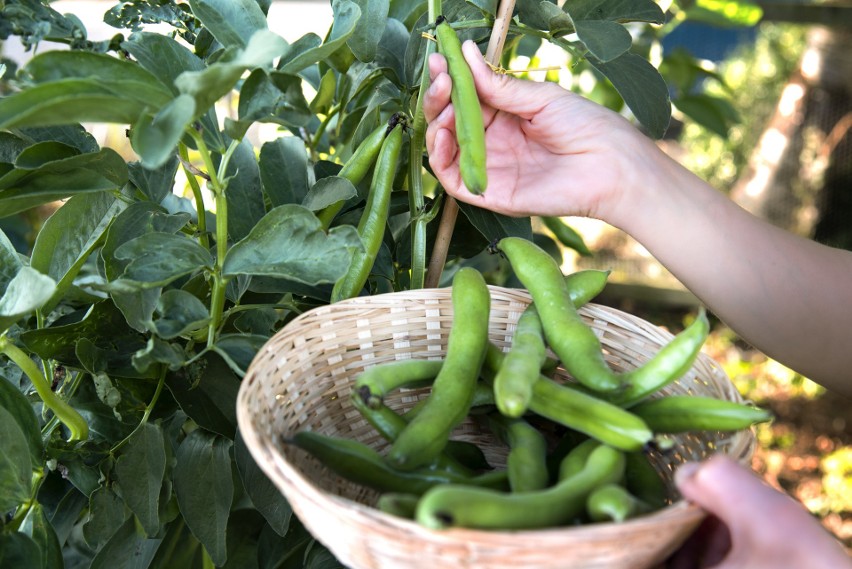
[423,65,452,124]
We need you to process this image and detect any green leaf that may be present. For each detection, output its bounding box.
[0,532,42,569]
[30,191,126,313]
[258,137,311,207]
[373,17,410,87]
[18,124,100,154]
[115,422,167,537]
[310,69,336,115]
[114,232,213,288]
[132,337,187,373]
[210,334,267,376]
[348,0,389,62]
[674,93,739,137]
[131,95,196,169]
[458,202,534,242]
[588,52,671,139]
[302,176,357,212]
[574,20,632,62]
[565,0,665,24]
[88,516,163,569]
[235,433,292,537]
[151,290,209,340]
[166,354,239,439]
[0,229,23,292]
[0,373,43,464]
[0,405,32,512]
[223,204,362,284]
[83,485,130,550]
[224,139,266,242]
[21,503,63,569]
[0,267,56,332]
[174,429,234,566]
[188,0,268,49]
[0,80,146,130]
[122,32,206,95]
[278,0,360,74]
[128,156,180,204]
[175,29,289,116]
[21,300,154,379]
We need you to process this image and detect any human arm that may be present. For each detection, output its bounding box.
[423,41,852,397]
[667,454,851,568]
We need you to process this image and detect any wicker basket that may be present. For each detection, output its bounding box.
[237,286,756,569]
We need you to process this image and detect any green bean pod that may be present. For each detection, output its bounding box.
[401,379,495,421]
[353,359,443,408]
[377,493,420,519]
[497,237,621,392]
[388,267,491,470]
[316,120,390,229]
[331,121,404,302]
[415,444,626,530]
[586,483,652,523]
[564,269,610,307]
[488,414,550,492]
[493,304,547,417]
[624,451,669,509]
[434,17,487,195]
[288,431,508,495]
[558,438,602,480]
[484,344,653,452]
[541,216,592,256]
[350,392,476,477]
[630,395,772,433]
[610,309,711,408]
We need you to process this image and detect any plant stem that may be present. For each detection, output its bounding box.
[310,103,342,153]
[109,367,167,456]
[0,337,88,442]
[408,19,438,289]
[180,143,210,251]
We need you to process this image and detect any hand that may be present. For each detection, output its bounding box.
[667,454,851,568]
[422,40,652,220]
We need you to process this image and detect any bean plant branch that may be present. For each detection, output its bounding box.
[425,0,517,288]
[0,336,88,442]
[180,143,211,251]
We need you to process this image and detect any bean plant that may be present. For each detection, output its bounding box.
[0,0,756,566]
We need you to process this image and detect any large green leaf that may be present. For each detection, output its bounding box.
[224,138,266,242]
[0,267,56,332]
[0,405,32,512]
[278,0,360,74]
[0,532,42,569]
[588,52,671,139]
[122,32,206,95]
[175,29,289,116]
[20,503,63,569]
[348,0,389,62]
[174,429,234,566]
[0,229,24,293]
[30,191,126,313]
[188,0,269,49]
[302,176,357,212]
[565,0,665,24]
[114,232,213,288]
[234,433,293,537]
[210,334,267,376]
[222,204,362,285]
[258,137,311,207]
[130,94,196,169]
[88,516,163,569]
[128,157,180,204]
[458,202,534,242]
[0,374,43,464]
[0,80,146,130]
[674,93,739,137]
[0,146,128,218]
[83,485,130,550]
[150,290,209,340]
[115,422,167,537]
[574,19,632,62]
[166,353,240,439]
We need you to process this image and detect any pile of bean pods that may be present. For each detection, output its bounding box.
[288,237,772,531]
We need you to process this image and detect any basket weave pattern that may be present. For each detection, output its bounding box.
[237,286,755,569]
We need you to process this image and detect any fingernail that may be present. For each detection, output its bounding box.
[674,461,700,486]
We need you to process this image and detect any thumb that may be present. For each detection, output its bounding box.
[461,40,566,120]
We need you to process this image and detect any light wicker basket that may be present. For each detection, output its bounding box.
[237,286,756,569]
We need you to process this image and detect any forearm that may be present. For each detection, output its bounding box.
[609,142,852,396]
